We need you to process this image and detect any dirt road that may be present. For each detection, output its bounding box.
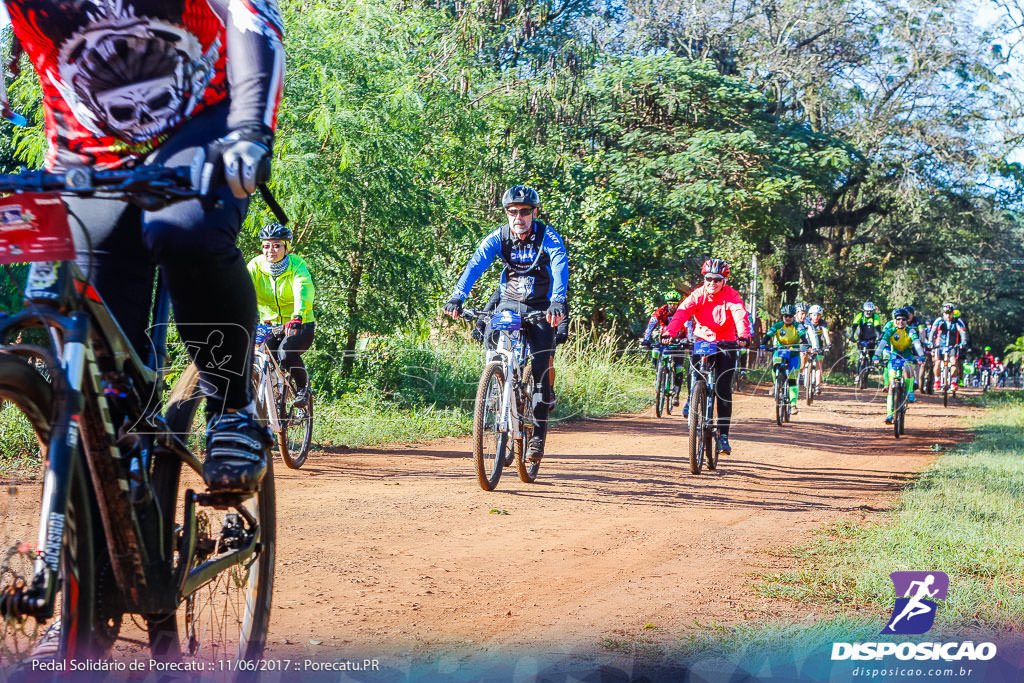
[263,383,975,661]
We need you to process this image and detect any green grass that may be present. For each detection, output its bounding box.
[307,322,651,448]
[752,391,1024,631]
[0,402,43,480]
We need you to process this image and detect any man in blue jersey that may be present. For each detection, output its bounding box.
[444,185,569,463]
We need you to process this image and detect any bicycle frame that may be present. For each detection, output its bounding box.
[253,338,288,433]
[487,326,532,440]
[0,259,261,621]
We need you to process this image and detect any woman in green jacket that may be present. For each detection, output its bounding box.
[247,223,316,405]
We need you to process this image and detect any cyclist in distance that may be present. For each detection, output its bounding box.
[3,0,285,493]
[848,300,883,359]
[793,302,819,382]
[929,303,968,392]
[873,307,925,423]
[640,290,689,407]
[444,185,569,464]
[248,223,316,406]
[762,304,810,414]
[805,304,831,393]
[661,258,751,455]
[976,346,996,386]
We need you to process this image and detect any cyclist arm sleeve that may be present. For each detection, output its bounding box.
[452,230,502,301]
[958,322,969,346]
[642,315,658,342]
[764,321,781,342]
[544,230,569,303]
[728,298,752,338]
[292,262,315,321]
[212,0,286,131]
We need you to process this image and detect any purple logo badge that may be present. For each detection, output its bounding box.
[882,571,949,635]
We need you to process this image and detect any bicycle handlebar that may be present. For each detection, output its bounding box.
[0,158,288,224]
[460,308,546,324]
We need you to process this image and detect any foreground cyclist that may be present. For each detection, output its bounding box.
[661,259,751,455]
[444,185,569,463]
[640,291,688,407]
[248,223,317,406]
[873,308,925,423]
[4,0,285,493]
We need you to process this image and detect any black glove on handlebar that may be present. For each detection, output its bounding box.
[443,297,463,317]
[200,123,274,210]
[546,301,567,320]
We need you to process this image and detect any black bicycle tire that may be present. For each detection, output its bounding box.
[892,381,903,439]
[150,364,275,669]
[703,394,716,471]
[655,359,666,418]
[472,362,507,491]
[278,375,312,469]
[0,355,103,663]
[514,392,540,484]
[688,380,707,474]
[664,367,674,416]
[805,367,814,406]
[775,370,785,427]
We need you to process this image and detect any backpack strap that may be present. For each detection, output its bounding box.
[498,221,548,274]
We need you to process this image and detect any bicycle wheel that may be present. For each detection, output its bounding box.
[0,355,107,668]
[149,364,275,672]
[805,366,814,406]
[514,389,540,484]
[775,370,786,426]
[277,375,312,469]
[654,359,666,418]
[687,380,708,474]
[664,367,674,415]
[892,382,903,439]
[472,362,508,491]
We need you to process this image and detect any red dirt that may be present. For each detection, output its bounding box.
[262,383,976,659]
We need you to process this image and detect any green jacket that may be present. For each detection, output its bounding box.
[247,254,316,325]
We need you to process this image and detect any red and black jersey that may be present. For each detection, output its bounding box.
[4,0,284,169]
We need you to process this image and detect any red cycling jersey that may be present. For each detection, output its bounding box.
[4,0,284,169]
[663,283,751,342]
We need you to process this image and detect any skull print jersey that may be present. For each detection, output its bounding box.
[4,0,284,169]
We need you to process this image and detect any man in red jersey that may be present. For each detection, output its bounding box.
[4,0,285,493]
[662,258,751,454]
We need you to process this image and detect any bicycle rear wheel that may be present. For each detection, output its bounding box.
[892,382,904,439]
[654,360,666,418]
[149,364,275,672]
[805,366,814,406]
[0,355,107,669]
[687,380,708,474]
[775,370,786,426]
[514,390,539,484]
[472,362,508,491]
[277,375,312,469]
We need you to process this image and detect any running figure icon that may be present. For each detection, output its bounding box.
[883,571,949,635]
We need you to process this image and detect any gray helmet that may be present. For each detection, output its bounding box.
[862,301,876,312]
[501,185,540,208]
[781,304,796,316]
[259,222,293,242]
[808,304,824,315]
[795,302,809,312]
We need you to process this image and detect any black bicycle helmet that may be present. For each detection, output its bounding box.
[259,222,293,242]
[893,307,909,320]
[795,302,809,312]
[501,185,540,208]
[781,304,796,316]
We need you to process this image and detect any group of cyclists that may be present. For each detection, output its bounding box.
[0,0,1012,490]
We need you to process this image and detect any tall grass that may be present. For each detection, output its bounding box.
[306,321,651,448]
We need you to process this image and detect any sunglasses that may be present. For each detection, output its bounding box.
[505,207,534,217]
[704,276,724,283]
